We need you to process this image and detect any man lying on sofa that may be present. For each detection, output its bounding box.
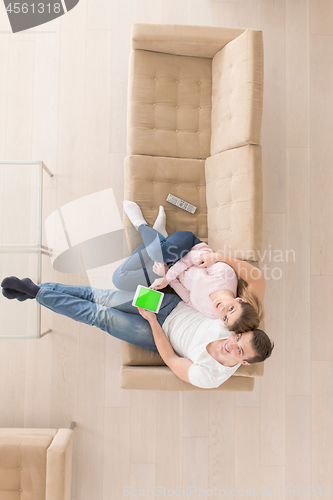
[1,210,274,390]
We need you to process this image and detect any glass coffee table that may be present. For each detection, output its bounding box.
[0,161,53,339]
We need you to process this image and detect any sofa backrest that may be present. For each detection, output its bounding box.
[211,29,264,155]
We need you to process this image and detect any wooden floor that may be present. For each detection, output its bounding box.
[0,0,332,498]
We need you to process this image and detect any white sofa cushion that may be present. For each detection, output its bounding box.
[205,144,263,261]
[128,50,212,159]
[211,29,264,155]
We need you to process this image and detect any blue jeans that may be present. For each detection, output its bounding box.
[112,226,201,291]
[35,228,199,352]
[36,282,181,353]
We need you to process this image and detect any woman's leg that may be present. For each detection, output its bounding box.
[138,225,202,264]
[111,242,160,291]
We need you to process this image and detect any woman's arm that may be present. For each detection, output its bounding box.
[137,308,193,383]
[198,252,265,302]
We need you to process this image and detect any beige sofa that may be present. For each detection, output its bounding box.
[121,23,264,391]
[0,424,75,500]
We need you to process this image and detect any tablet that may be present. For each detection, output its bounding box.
[132,285,164,314]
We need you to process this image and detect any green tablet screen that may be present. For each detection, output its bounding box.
[135,287,162,311]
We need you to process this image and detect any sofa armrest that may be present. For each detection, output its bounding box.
[132,23,246,58]
[46,429,74,500]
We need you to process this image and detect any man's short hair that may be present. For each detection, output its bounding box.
[244,329,274,364]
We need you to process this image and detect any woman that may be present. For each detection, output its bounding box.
[122,201,265,333]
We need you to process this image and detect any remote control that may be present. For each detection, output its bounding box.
[166,194,197,214]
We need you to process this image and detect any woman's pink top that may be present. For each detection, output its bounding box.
[165,242,238,319]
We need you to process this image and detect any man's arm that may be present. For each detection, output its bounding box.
[137,308,193,384]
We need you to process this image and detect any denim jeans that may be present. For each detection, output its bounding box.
[112,226,201,291]
[35,228,200,352]
[36,282,181,352]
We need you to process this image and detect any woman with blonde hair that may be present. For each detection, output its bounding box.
[123,201,265,334]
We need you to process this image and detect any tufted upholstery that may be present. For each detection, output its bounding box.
[121,24,264,392]
[124,155,207,250]
[128,50,212,159]
[205,144,263,261]
[0,427,74,500]
[211,29,264,155]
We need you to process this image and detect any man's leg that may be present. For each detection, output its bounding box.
[36,285,159,352]
[36,282,181,340]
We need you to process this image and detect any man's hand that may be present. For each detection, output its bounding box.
[137,307,157,323]
[150,277,169,290]
[197,252,219,268]
[153,261,168,276]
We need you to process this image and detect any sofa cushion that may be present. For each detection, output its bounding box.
[211,29,263,155]
[128,50,212,159]
[205,144,263,261]
[124,155,208,252]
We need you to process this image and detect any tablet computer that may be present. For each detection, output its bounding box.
[132,285,164,314]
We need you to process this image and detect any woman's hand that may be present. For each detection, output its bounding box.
[198,252,219,268]
[138,307,157,323]
[153,261,168,276]
[150,277,169,290]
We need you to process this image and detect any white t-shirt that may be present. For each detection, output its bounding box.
[162,301,241,389]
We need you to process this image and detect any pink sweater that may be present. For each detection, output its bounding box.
[165,242,238,319]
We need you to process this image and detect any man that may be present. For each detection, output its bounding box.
[1,275,274,389]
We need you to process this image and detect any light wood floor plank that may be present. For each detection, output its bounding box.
[183,392,209,437]
[261,34,286,213]
[86,0,113,31]
[211,3,237,28]
[162,0,189,24]
[156,392,182,487]
[311,361,333,487]
[237,0,262,29]
[103,407,130,500]
[285,148,310,395]
[182,437,209,497]
[129,464,156,499]
[76,320,106,500]
[310,276,333,360]
[260,466,285,500]
[310,0,333,35]
[310,35,333,275]
[24,336,52,427]
[286,0,310,147]
[32,24,61,186]
[130,390,157,463]
[6,40,34,159]
[285,396,311,490]
[83,30,111,198]
[208,392,235,492]
[262,0,285,35]
[235,407,261,492]
[188,0,212,26]
[138,0,163,23]
[56,0,87,208]
[110,0,137,154]
[0,33,8,157]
